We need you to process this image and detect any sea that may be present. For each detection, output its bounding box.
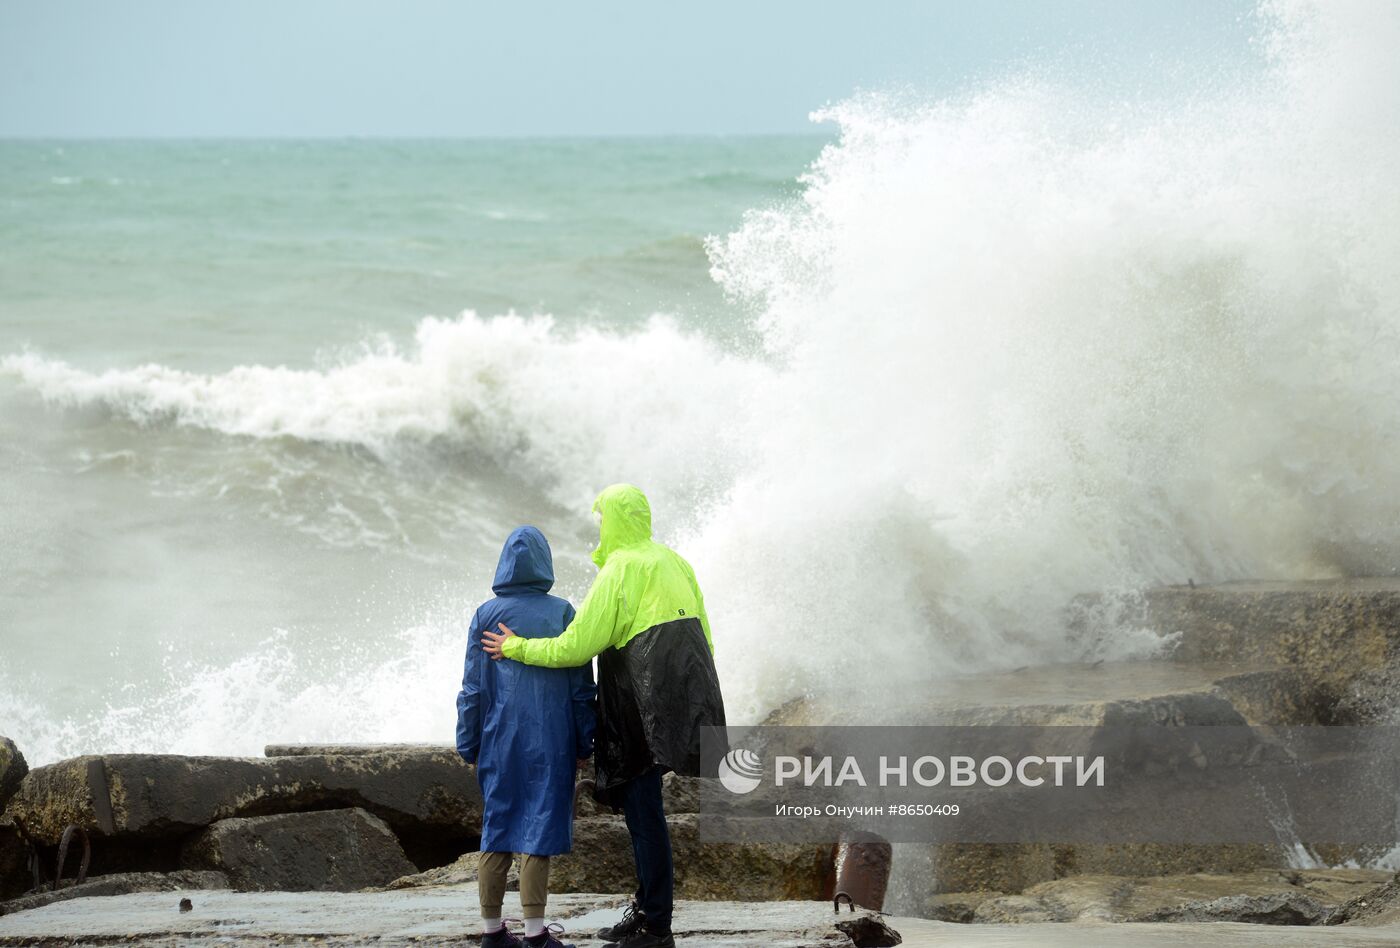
[3,0,1399,767]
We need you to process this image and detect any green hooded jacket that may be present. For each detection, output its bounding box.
[501,483,725,795]
[501,483,713,666]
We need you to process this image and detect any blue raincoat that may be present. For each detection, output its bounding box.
[456,526,597,855]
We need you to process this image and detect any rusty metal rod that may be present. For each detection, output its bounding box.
[54,825,91,889]
[11,817,45,893]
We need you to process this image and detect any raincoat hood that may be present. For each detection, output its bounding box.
[591,483,652,567]
[492,526,555,595]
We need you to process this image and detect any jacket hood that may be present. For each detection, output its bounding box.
[591,484,652,567]
[492,526,555,595]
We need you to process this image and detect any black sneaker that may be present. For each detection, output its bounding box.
[524,923,575,948]
[607,929,675,948]
[597,901,646,941]
[482,926,522,947]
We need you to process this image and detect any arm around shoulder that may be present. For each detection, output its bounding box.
[503,565,622,667]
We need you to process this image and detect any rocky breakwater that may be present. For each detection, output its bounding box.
[768,579,1400,928]
[4,740,833,919]
[385,770,834,902]
[0,737,31,906]
[7,579,1400,931]
[1140,579,1400,721]
[0,743,482,913]
[944,868,1395,924]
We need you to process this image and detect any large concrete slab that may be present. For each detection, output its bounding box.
[4,750,482,870]
[552,813,829,901]
[263,743,447,757]
[1,886,1399,946]
[1144,580,1400,683]
[182,808,415,892]
[379,814,829,902]
[968,869,1392,923]
[0,738,26,813]
[762,660,1280,726]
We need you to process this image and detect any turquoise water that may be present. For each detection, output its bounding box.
[0,138,818,368]
[0,137,822,758]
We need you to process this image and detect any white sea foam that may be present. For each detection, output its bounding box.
[0,621,469,765]
[697,0,1400,718]
[1,313,773,517]
[4,0,1400,758]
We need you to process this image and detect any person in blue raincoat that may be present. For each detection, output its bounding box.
[457,526,597,948]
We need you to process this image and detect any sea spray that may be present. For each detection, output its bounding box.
[0,616,471,764]
[697,0,1400,719]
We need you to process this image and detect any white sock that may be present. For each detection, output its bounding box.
[524,917,545,937]
[482,916,503,934]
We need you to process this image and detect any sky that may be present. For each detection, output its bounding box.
[0,0,1260,137]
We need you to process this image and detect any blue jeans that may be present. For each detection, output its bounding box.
[620,766,673,934]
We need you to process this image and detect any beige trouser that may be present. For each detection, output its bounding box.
[479,851,550,919]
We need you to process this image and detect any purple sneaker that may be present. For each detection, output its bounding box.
[482,923,522,947]
[524,922,576,948]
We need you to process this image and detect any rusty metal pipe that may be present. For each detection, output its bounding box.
[831,830,892,913]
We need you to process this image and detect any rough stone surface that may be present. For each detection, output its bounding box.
[0,822,28,903]
[0,870,228,916]
[922,890,1004,923]
[1138,892,1330,925]
[1144,580,1400,687]
[1328,871,1400,926]
[261,745,705,812]
[896,842,1301,900]
[574,771,701,818]
[1332,667,1400,725]
[834,913,903,946]
[765,582,1400,730]
[975,893,1069,923]
[0,739,26,814]
[550,814,830,902]
[760,660,1273,729]
[759,646,1386,895]
[10,886,1400,946]
[1054,843,1294,882]
[262,743,447,757]
[925,843,1059,896]
[897,841,1296,898]
[182,808,415,892]
[1287,868,1400,905]
[1210,669,1343,726]
[5,751,481,867]
[0,888,910,947]
[967,870,1390,924]
[381,850,515,891]
[660,772,701,813]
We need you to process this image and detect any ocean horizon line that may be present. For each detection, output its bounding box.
[0,130,836,144]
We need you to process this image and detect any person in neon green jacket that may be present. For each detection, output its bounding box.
[483,483,725,948]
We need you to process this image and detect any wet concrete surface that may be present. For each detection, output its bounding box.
[3,885,1400,947]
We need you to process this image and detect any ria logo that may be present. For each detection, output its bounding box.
[718,748,763,795]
